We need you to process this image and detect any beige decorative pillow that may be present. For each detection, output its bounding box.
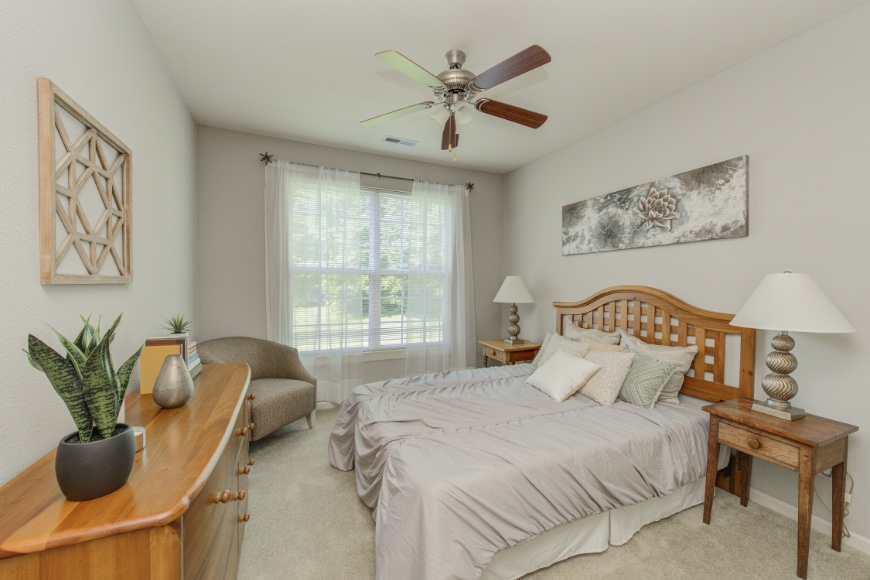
[583,340,622,353]
[563,324,621,345]
[580,351,635,406]
[531,331,556,366]
[526,350,601,402]
[537,333,592,367]
[618,330,698,405]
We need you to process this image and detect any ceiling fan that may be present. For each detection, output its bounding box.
[361,45,551,153]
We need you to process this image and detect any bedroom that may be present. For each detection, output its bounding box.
[0,0,868,578]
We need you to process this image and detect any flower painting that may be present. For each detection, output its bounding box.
[562,156,748,255]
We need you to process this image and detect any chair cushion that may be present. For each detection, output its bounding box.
[249,378,315,441]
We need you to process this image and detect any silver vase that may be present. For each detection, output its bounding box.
[153,354,194,408]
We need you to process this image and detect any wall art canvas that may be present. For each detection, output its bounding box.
[38,78,132,284]
[562,156,748,256]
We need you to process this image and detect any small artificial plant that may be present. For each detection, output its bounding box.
[25,314,142,443]
[162,314,192,334]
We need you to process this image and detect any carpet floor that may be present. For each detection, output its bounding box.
[238,407,869,580]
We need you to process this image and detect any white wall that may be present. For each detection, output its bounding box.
[503,5,870,541]
[196,126,504,379]
[0,1,196,485]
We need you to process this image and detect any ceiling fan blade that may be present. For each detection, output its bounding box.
[475,99,548,129]
[441,112,458,150]
[360,101,434,127]
[375,50,445,88]
[470,45,551,91]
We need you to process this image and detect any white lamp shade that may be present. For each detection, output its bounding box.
[493,276,534,304]
[730,272,855,333]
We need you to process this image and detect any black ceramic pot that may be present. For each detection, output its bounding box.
[55,423,135,501]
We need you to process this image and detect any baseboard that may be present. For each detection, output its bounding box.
[750,489,870,555]
[316,401,340,411]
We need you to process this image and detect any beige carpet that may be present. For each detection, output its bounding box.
[238,408,869,580]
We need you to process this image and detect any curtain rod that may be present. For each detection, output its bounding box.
[259,152,474,192]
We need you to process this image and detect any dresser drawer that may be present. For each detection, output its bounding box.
[718,421,800,470]
[483,346,503,361]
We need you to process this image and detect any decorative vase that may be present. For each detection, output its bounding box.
[55,424,135,501]
[153,354,194,408]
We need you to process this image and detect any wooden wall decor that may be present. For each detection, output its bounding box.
[38,78,132,284]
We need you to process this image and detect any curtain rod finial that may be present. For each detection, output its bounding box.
[260,152,274,165]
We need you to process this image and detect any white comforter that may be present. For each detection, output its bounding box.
[329,364,710,580]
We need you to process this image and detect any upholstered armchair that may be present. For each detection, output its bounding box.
[197,337,317,441]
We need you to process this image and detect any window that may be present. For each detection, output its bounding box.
[289,187,449,353]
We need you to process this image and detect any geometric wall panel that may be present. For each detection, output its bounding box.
[38,78,132,284]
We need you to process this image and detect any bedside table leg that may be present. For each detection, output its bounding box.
[831,455,846,552]
[797,449,814,580]
[703,418,720,525]
[483,352,488,368]
[734,450,753,507]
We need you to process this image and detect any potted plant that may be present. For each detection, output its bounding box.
[25,314,142,501]
[162,314,192,335]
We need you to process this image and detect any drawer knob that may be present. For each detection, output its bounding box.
[248,393,256,401]
[248,423,255,431]
[233,490,247,501]
[248,459,255,466]
[239,465,252,475]
[239,513,251,522]
[237,427,248,437]
[747,438,761,450]
[213,490,232,504]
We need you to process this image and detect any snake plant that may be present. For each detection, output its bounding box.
[25,314,141,443]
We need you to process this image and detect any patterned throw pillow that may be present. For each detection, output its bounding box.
[618,330,698,405]
[563,324,621,345]
[580,351,635,406]
[618,347,677,409]
[584,340,622,353]
[537,333,592,367]
[531,331,556,366]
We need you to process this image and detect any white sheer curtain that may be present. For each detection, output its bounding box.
[404,181,476,375]
[265,161,364,403]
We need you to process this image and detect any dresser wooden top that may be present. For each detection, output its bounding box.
[703,398,858,448]
[0,363,251,559]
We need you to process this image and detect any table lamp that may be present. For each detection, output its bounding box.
[730,272,855,420]
[493,275,534,344]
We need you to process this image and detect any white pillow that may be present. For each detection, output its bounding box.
[526,350,601,402]
[618,330,698,405]
[564,324,621,345]
[537,333,592,367]
[580,351,635,406]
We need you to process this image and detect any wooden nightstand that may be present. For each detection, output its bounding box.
[478,339,541,367]
[702,398,858,579]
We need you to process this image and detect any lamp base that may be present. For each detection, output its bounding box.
[752,400,806,421]
[504,337,526,345]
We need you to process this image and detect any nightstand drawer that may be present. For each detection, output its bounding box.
[719,421,800,469]
[483,346,502,361]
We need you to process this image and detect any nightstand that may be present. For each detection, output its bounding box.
[702,398,858,579]
[478,339,541,367]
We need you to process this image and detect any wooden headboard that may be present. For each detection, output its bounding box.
[554,285,755,402]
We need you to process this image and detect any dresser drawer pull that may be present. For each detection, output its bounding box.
[213,490,232,504]
[747,438,761,450]
[236,427,248,437]
[248,459,255,466]
[233,490,247,501]
[248,393,256,401]
[248,423,255,431]
[240,465,252,475]
[239,513,251,522]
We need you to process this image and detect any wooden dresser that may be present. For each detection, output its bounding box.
[0,363,254,579]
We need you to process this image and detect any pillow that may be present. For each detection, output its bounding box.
[618,330,698,405]
[617,348,678,409]
[584,340,622,353]
[563,324,621,345]
[526,350,601,402]
[536,333,592,367]
[531,331,556,366]
[580,351,635,406]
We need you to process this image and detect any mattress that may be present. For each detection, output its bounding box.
[329,364,715,580]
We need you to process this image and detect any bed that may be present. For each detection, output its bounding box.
[329,285,756,579]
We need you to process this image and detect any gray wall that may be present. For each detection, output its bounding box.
[195,126,504,378]
[0,1,196,485]
[502,4,870,541]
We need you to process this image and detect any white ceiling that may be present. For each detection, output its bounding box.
[131,0,866,174]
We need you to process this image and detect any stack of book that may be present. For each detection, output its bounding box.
[188,341,202,378]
